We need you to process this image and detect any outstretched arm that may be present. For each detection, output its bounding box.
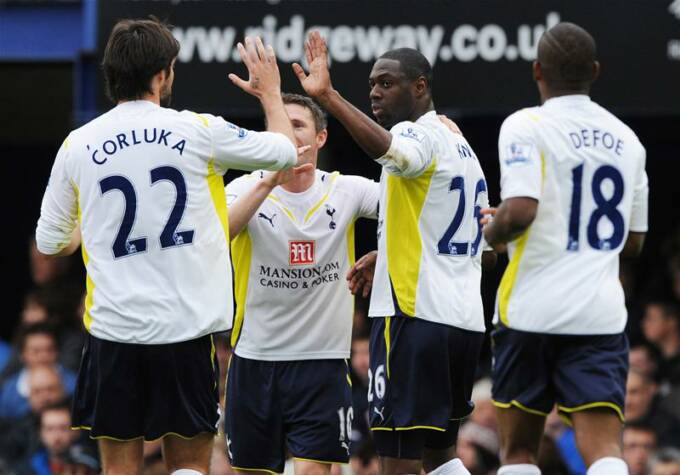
[293,32,392,159]
[229,36,298,156]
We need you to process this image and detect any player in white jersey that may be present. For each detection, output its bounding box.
[223,93,379,475]
[481,23,648,475]
[35,19,304,475]
[294,32,491,475]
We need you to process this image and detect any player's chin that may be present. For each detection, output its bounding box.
[372,112,390,128]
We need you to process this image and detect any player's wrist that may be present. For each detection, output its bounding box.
[259,89,283,105]
[257,176,277,191]
[315,87,339,106]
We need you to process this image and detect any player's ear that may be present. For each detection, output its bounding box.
[414,77,427,98]
[592,60,600,83]
[316,129,328,149]
[532,61,542,82]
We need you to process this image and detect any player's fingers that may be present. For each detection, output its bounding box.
[255,36,267,62]
[480,217,492,226]
[292,63,308,82]
[228,73,251,93]
[305,39,313,65]
[319,33,328,56]
[293,163,314,175]
[265,44,276,63]
[362,282,372,298]
[236,42,252,69]
[244,37,259,65]
[309,32,319,57]
[438,115,462,134]
[296,145,311,155]
[480,207,497,216]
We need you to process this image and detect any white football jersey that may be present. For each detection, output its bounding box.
[368,111,488,332]
[494,95,648,334]
[227,169,379,360]
[36,100,297,344]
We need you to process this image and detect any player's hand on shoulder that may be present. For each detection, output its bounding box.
[292,31,333,100]
[347,250,378,298]
[229,36,282,99]
[438,115,462,135]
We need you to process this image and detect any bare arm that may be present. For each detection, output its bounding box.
[228,163,313,239]
[293,32,392,159]
[481,197,538,250]
[229,37,297,150]
[481,250,497,269]
[621,232,646,258]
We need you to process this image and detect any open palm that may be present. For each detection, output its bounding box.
[292,31,333,99]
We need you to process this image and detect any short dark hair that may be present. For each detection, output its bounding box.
[40,398,71,420]
[379,48,433,93]
[537,22,597,91]
[17,322,57,351]
[625,419,657,433]
[647,300,680,324]
[102,18,180,103]
[282,93,327,132]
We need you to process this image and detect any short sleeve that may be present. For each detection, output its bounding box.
[498,111,543,201]
[201,113,297,172]
[343,175,380,219]
[629,143,648,232]
[375,121,434,178]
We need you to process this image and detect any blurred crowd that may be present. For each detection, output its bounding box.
[3,226,680,475]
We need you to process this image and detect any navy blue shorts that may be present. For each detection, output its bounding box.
[224,355,352,473]
[491,325,628,421]
[368,316,484,458]
[71,333,220,440]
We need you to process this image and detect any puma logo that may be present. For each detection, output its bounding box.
[258,212,276,228]
[373,406,385,422]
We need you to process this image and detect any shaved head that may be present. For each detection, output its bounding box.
[537,22,598,93]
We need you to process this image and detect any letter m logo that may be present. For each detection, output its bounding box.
[289,241,315,265]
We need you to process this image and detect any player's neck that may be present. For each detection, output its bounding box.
[408,100,435,123]
[540,88,590,103]
[281,169,316,193]
[118,92,160,106]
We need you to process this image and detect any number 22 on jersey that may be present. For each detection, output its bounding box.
[100,166,195,258]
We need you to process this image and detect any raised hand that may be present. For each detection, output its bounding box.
[292,31,333,99]
[229,37,281,99]
[346,251,378,298]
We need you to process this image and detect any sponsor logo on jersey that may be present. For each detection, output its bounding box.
[505,143,533,166]
[399,127,425,142]
[289,240,315,265]
[226,122,248,138]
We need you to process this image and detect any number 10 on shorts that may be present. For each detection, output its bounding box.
[337,407,353,445]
